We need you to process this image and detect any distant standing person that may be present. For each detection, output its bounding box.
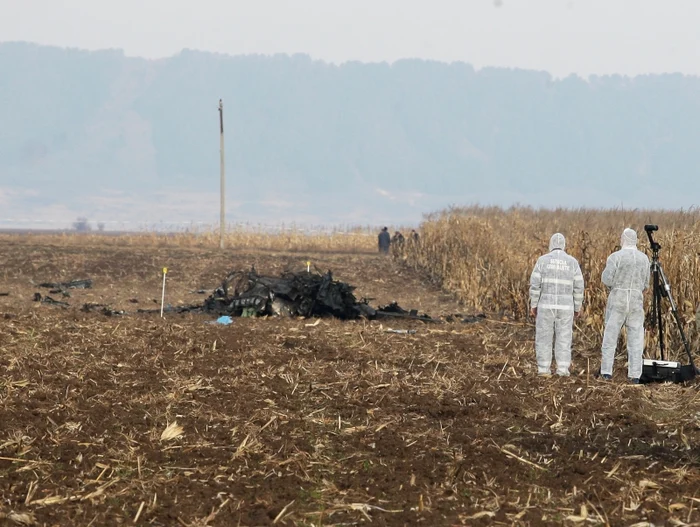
[529,233,585,377]
[410,230,420,243]
[599,228,650,384]
[378,227,390,254]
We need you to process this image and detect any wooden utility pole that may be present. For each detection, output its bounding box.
[219,99,225,249]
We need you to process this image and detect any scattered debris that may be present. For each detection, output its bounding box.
[33,293,70,308]
[81,303,125,316]
[386,329,417,334]
[374,302,434,322]
[43,296,70,308]
[38,279,92,290]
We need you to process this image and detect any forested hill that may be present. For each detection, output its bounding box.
[1,41,699,226]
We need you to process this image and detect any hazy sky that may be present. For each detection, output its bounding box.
[2,0,700,78]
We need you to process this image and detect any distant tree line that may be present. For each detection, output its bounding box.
[2,43,700,208]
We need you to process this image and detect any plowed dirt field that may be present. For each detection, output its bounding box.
[1,237,699,526]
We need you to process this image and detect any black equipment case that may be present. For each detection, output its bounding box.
[641,359,696,384]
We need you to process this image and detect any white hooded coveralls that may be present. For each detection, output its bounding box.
[529,233,585,375]
[600,228,651,380]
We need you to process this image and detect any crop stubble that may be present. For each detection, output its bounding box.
[0,236,699,526]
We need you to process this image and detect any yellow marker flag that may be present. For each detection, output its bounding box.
[160,267,168,318]
[306,261,311,272]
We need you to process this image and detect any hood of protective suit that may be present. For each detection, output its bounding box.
[549,233,566,251]
[621,228,638,248]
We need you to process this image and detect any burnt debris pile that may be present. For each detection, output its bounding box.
[137,268,435,322]
[204,268,374,319]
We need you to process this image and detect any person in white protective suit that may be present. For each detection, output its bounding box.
[599,228,651,383]
[529,233,585,376]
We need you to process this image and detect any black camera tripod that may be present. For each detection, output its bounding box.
[643,224,697,382]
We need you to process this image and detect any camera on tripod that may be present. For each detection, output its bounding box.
[644,224,661,253]
[641,224,698,384]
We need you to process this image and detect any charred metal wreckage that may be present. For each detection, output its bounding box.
[139,268,436,322]
[31,269,487,324]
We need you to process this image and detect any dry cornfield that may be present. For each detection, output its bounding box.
[404,206,700,362]
[0,226,699,527]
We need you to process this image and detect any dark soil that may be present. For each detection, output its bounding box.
[1,237,699,526]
